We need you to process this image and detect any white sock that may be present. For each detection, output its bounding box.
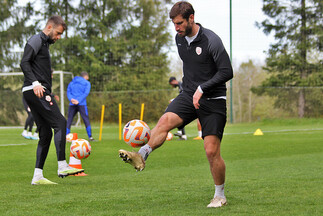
[138,144,152,161]
[214,184,225,198]
[176,130,182,135]
[33,168,43,180]
[198,131,202,137]
[58,160,68,169]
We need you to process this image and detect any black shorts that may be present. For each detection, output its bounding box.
[165,92,227,140]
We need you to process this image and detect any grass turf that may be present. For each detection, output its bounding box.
[0,119,322,215]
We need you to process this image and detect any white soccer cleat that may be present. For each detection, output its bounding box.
[207,196,227,208]
[32,132,39,140]
[173,131,182,137]
[178,135,187,140]
[57,165,84,178]
[118,149,145,171]
[22,130,30,139]
[27,131,33,139]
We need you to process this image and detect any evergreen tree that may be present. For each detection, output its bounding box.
[0,0,36,71]
[0,0,174,123]
[41,0,172,91]
[0,0,36,125]
[255,0,323,117]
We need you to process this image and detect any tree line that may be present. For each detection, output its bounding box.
[0,0,173,91]
[0,0,174,125]
[0,0,322,125]
[254,0,323,118]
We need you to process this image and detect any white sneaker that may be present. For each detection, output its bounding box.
[22,130,30,139]
[27,131,33,139]
[174,131,183,137]
[207,196,227,208]
[32,132,39,140]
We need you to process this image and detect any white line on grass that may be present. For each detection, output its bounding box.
[224,128,323,135]
[0,126,24,129]
[0,143,33,147]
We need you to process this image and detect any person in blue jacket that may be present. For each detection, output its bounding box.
[66,71,94,141]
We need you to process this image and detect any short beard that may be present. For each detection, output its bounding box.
[47,32,56,44]
[184,24,193,37]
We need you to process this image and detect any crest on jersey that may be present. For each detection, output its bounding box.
[196,47,202,55]
[45,95,51,102]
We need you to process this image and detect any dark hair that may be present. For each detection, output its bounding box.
[80,71,88,77]
[169,1,194,20]
[169,76,176,83]
[46,15,67,30]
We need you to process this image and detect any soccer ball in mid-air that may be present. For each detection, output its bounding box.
[70,139,91,159]
[123,119,151,148]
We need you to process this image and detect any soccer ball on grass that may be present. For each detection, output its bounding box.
[166,132,173,141]
[123,119,151,148]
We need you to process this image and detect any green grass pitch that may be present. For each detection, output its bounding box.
[0,119,322,215]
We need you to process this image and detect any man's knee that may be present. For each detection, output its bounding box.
[39,126,52,142]
[204,135,221,159]
[51,116,67,133]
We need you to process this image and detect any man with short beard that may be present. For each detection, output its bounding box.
[21,15,84,185]
[119,1,233,208]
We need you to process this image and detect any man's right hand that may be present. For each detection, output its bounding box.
[33,85,45,98]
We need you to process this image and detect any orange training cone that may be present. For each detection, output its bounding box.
[66,133,78,142]
[69,152,88,176]
[68,133,88,176]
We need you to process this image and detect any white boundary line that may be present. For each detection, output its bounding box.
[0,143,32,147]
[0,126,24,129]
[224,128,323,135]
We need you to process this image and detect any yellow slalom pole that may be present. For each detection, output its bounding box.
[119,103,122,140]
[99,105,105,141]
[140,103,145,121]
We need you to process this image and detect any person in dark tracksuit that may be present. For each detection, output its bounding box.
[169,76,203,140]
[66,71,94,141]
[168,76,187,140]
[21,96,39,140]
[20,15,84,185]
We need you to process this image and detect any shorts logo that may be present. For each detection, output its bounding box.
[45,95,51,102]
[196,47,202,55]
